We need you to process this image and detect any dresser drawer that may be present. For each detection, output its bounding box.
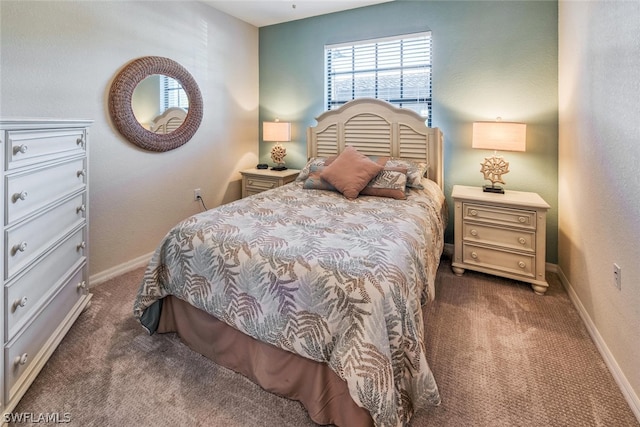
[5,127,86,171]
[463,203,535,230]
[6,157,86,225]
[245,177,277,192]
[6,228,86,339]
[462,222,535,253]
[462,243,535,279]
[6,193,86,279]
[5,266,86,403]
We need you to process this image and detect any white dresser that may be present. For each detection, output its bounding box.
[451,185,551,295]
[0,119,92,416]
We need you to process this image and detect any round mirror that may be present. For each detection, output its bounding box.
[108,56,203,151]
[131,75,189,133]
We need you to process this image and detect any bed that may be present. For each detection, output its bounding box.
[133,98,446,427]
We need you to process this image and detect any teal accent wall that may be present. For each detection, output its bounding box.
[259,0,558,262]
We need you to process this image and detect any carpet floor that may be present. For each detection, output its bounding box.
[13,254,640,426]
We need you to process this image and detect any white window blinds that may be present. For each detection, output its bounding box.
[325,32,432,125]
[161,76,189,111]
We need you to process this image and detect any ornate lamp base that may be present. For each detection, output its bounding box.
[270,143,287,171]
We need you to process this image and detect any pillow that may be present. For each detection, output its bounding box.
[385,158,429,189]
[320,146,384,199]
[296,156,337,181]
[302,165,336,191]
[360,167,408,200]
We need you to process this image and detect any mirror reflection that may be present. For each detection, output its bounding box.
[132,74,189,133]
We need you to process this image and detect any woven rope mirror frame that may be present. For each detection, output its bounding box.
[108,56,203,152]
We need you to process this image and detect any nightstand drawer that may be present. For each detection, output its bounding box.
[462,243,535,278]
[463,203,535,230]
[462,222,535,252]
[245,177,277,192]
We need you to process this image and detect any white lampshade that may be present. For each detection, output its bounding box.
[263,121,291,142]
[472,121,526,152]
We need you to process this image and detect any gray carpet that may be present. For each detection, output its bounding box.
[13,254,639,426]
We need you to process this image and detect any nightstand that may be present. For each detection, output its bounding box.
[451,185,551,295]
[240,168,300,198]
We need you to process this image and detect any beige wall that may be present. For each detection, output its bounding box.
[559,0,640,417]
[0,1,259,280]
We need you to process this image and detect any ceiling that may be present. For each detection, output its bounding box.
[202,0,393,28]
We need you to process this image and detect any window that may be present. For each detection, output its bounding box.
[325,32,432,125]
[161,76,189,111]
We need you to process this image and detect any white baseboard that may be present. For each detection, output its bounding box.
[555,265,640,422]
[89,252,153,287]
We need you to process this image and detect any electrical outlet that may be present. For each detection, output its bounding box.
[193,188,201,201]
[613,263,622,290]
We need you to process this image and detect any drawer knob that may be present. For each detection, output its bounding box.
[13,296,28,310]
[470,209,478,216]
[77,281,87,291]
[13,144,29,154]
[518,261,526,268]
[518,237,526,245]
[77,137,85,147]
[77,241,86,251]
[471,252,478,259]
[77,169,87,178]
[470,229,478,237]
[248,180,253,185]
[15,353,29,366]
[518,216,526,223]
[77,204,86,213]
[12,191,28,202]
[269,183,275,188]
[13,241,28,254]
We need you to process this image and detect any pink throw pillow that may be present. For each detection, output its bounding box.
[320,146,384,199]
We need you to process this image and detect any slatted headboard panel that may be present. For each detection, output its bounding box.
[307,98,444,190]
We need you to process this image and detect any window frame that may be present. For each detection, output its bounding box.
[324,31,433,126]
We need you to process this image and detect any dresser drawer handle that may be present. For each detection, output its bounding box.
[13,296,28,310]
[77,169,87,178]
[470,229,478,237]
[12,191,28,202]
[13,241,28,254]
[77,281,87,291]
[269,183,275,188]
[518,216,527,223]
[13,144,29,154]
[248,180,253,185]
[77,137,85,148]
[471,252,478,259]
[518,261,526,268]
[15,353,29,367]
[518,237,526,245]
[470,209,478,216]
[77,204,86,213]
[77,241,86,251]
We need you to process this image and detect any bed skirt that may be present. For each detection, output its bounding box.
[157,295,375,427]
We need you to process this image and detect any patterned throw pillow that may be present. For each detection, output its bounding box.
[296,156,337,181]
[386,158,429,189]
[302,165,336,191]
[360,167,408,200]
[320,146,384,199]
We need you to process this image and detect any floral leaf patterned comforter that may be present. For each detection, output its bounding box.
[134,179,446,427]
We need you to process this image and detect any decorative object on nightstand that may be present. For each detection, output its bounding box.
[451,185,550,295]
[240,168,300,198]
[472,120,526,194]
[263,119,291,171]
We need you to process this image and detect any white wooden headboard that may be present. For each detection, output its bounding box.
[306,98,444,190]
[150,107,187,134]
